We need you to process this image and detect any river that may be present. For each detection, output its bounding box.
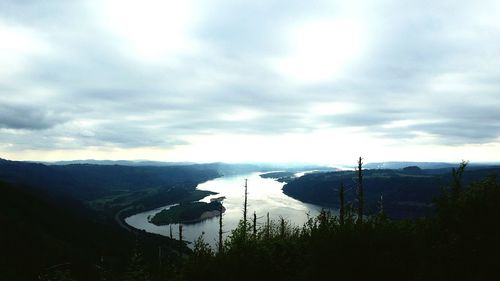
[125,172,333,249]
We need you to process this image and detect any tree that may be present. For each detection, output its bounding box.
[451,160,468,198]
[218,203,224,253]
[123,248,150,281]
[179,224,183,264]
[253,211,257,238]
[356,157,364,224]
[378,194,384,215]
[185,234,214,280]
[243,179,248,241]
[339,182,345,226]
[266,212,270,239]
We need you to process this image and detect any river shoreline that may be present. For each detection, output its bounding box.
[149,205,226,225]
[124,173,330,248]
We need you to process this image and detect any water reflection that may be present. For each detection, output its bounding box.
[125,172,334,248]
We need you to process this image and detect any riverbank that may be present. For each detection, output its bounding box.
[124,173,329,249]
[150,201,225,225]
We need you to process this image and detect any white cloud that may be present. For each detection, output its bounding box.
[272,19,366,83]
[95,0,201,62]
[0,21,53,78]
[0,0,499,164]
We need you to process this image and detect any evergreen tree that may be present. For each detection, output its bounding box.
[218,203,224,253]
[243,179,248,241]
[356,157,364,224]
[451,160,468,198]
[339,182,345,226]
[123,248,150,281]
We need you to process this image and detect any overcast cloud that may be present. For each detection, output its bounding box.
[1,0,499,163]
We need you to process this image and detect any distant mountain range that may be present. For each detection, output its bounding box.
[363,161,500,170]
[0,158,219,202]
[0,158,334,210]
[31,159,335,176]
[35,158,500,172]
[40,159,195,166]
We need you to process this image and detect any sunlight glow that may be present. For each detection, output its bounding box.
[98,0,199,61]
[218,109,262,122]
[381,119,443,129]
[0,22,52,78]
[309,102,358,115]
[274,19,365,83]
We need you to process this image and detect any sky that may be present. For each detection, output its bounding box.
[0,0,499,165]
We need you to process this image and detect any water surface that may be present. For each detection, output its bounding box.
[125,172,333,248]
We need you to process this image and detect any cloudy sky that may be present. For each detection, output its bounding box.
[1,0,499,164]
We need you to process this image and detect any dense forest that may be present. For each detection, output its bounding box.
[0,158,220,201]
[175,162,500,281]
[1,159,500,280]
[283,166,500,218]
[0,159,220,280]
[0,180,188,281]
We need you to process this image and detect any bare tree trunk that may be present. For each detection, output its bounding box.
[339,182,345,226]
[243,179,248,241]
[253,211,257,238]
[178,224,183,262]
[266,212,270,239]
[219,203,223,253]
[356,157,364,224]
[280,217,285,238]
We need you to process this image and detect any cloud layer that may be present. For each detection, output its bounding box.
[1,0,499,163]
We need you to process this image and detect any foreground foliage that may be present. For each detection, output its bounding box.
[179,171,500,281]
[3,161,500,281]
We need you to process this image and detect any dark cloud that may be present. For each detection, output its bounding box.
[0,103,67,130]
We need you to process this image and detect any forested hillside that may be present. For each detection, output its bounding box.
[175,165,500,281]
[283,167,500,218]
[0,158,219,201]
[0,159,220,280]
[2,159,500,281]
[0,181,189,281]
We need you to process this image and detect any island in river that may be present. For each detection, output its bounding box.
[259,171,297,183]
[149,201,225,225]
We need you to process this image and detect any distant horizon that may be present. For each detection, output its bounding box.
[1,1,499,165]
[4,156,500,168]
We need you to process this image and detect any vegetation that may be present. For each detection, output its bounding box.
[356,156,364,223]
[282,165,500,218]
[2,158,500,281]
[0,158,221,225]
[176,162,500,281]
[260,171,295,178]
[0,159,217,281]
[150,201,224,225]
[0,180,189,281]
[0,158,219,201]
[259,171,296,182]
